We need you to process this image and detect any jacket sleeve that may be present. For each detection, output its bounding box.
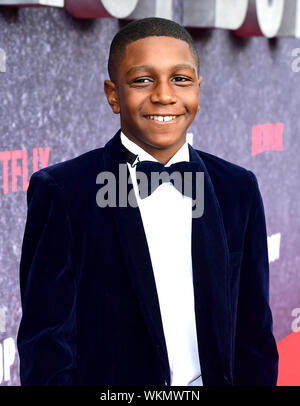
[233,171,279,385]
[17,169,78,385]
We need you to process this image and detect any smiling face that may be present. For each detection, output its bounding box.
[104,36,202,162]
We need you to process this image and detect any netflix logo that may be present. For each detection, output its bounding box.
[252,122,284,156]
[0,147,51,195]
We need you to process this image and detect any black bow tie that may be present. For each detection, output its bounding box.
[122,144,201,199]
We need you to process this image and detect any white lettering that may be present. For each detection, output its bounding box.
[66,0,138,19]
[256,0,285,38]
[0,308,6,333]
[99,389,135,403]
[278,0,300,37]
[183,0,248,30]
[291,308,300,333]
[0,344,3,384]
[0,48,6,73]
[3,338,15,382]
[267,232,281,263]
[292,48,300,72]
[0,337,16,384]
[0,0,63,6]
[3,1,300,38]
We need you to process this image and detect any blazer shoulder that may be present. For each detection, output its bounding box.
[195,148,257,204]
[197,148,249,176]
[29,146,106,193]
[196,148,254,184]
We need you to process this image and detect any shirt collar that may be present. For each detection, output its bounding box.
[120,131,190,167]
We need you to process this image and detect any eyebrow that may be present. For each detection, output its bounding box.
[126,63,197,76]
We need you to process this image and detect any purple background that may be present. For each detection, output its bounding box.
[0,4,299,385]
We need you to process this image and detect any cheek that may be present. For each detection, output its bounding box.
[184,100,199,118]
[181,90,199,110]
[120,93,144,118]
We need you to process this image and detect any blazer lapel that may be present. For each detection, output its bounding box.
[103,130,171,384]
[101,131,232,386]
[188,144,232,385]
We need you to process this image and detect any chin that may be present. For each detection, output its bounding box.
[148,131,183,143]
[147,137,180,150]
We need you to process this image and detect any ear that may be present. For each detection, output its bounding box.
[197,77,203,112]
[198,76,203,89]
[104,80,120,114]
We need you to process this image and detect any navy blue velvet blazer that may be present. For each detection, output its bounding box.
[17,129,278,386]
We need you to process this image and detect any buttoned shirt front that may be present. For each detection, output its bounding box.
[120,131,203,386]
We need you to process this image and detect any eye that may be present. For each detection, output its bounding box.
[132,78,152,84]
[172,76,191,83]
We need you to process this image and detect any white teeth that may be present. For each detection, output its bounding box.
[147,115,177,122]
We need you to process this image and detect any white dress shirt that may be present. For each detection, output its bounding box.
[120,131,203,386]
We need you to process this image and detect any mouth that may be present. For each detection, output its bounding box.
[143,114,183,124]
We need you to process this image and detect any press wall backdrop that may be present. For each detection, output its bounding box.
[0,5,299,385]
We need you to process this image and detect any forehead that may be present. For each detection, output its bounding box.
[120,36,197,73]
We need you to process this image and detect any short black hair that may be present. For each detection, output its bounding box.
[108,17,200,81]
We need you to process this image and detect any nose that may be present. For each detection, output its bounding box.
[150,80,176,105]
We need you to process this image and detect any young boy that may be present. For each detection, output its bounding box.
[17,17,278,386]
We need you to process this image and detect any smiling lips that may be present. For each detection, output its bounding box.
[144,114,183,123]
